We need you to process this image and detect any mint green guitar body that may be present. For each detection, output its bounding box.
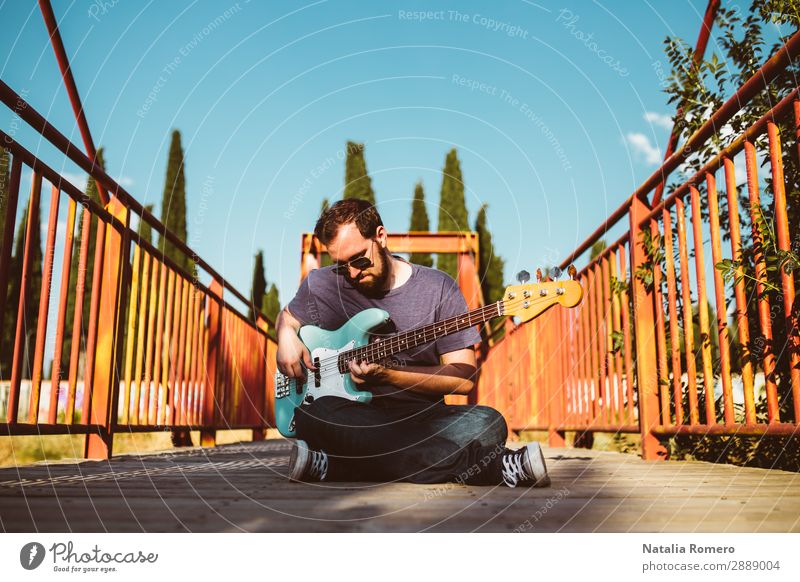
[274,308,391,437]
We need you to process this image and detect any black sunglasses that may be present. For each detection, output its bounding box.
[333,240,375,275]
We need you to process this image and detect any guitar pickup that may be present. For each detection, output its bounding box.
[313,356,321,388]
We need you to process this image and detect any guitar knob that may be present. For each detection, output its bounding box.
[516,270,530,284]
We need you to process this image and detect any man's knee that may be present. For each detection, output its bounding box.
[294,396,340,439]
[471,406,508,446]
[294,396,367,441]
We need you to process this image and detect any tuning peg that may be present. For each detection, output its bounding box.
[535,268,542,282]
[552,266,562,279]
[516,270,530,284]
[568,264,577,280]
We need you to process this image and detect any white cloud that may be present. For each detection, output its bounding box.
[625,132,662,165]
[60,172,87,188]
[644,111,673,130]
[734,162,747,186]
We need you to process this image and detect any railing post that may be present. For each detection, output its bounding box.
[200,278,222,448]
[456,240,482,406]
[84,198,129,460]
[548,310,567,448]
[252,316,270,442]
[628,197,668,461]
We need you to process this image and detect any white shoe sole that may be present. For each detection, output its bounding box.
[524,442,551,487]
[288,439,310,482]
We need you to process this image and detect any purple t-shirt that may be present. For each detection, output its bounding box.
[286,256,481,404]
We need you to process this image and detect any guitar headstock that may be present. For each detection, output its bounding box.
[501,268,583,323]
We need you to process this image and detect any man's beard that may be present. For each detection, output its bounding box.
[350,244,391,297]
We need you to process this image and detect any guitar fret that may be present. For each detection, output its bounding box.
[341,301,502,365]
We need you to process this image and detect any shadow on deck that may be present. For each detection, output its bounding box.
[1,440,798,533]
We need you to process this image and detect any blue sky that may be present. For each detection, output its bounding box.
[1,0,751,308]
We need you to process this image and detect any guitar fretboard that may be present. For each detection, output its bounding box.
[335,301,504,373]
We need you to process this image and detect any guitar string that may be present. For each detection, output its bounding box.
[308,300,503,377]
[282,293,566,382]
[277,292,572,385]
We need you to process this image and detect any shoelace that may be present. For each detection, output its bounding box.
[309,450,328,481]
[501,450,529,487]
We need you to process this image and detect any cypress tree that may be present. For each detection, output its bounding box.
[436,148,469,279]
[343,141,375,204]
[590,239,607,260]
[247,251,280,325]
[319,197,333,267]
[249,250,267,321]
[158,130,192,273]
[263,283,280,323]
[164,133,195,449]
[408,181,433,267]
[61,150,105,374]
[137,204,154,246]
[475,204,505,304]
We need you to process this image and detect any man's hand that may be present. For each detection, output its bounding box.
[275,308,316,381]
[348,359,388,386]
[276,332,316,381]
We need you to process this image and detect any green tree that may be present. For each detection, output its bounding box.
[137,204,154,246]
[163,133,196,448]
[408,181,433,267]
[60,150,106,375]
[319,197,332,267]
[590,239,607,261]
[249,250,267,321]
[263,283,280,323]
[436,148,469,279]
[475,203,505,303]
[247,250,281,326]
[343,141,375,204]
[158,130,192,274]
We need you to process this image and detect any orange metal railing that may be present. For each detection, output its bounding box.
[477,30,800,459]
[0,81,277,459]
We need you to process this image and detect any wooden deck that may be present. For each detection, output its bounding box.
[1,440,798,532]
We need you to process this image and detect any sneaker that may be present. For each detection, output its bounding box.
[288,439,328,482]
[500,443,550,488]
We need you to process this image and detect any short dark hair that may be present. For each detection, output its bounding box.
[314,199,383,246]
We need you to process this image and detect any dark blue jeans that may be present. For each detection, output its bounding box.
[294,395,509,485]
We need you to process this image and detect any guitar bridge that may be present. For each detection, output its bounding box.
[275,375,291,399]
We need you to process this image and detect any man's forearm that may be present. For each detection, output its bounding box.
[276,307,301,338]
[381,363,477,396]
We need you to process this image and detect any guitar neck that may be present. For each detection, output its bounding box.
[339,301,504,369]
